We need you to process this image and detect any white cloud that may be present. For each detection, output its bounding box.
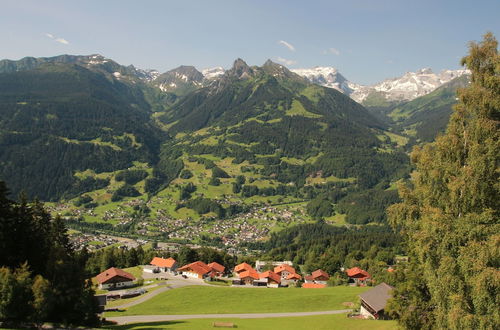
[276,57,297,66]
[278,40,295,52]
[55,38,69,45]
[45,33,69,45]
[323,48,340,56]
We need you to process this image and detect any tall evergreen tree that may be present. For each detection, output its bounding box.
[387,33,500,329]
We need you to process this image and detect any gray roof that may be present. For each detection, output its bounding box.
[359,283,394,313]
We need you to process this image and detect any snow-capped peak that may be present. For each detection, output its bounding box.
[291,66,356,95]
[293,65,469,103]
[202,66,225,80]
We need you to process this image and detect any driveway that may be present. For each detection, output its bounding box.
[107,273,209,310]
[107,309,353,325]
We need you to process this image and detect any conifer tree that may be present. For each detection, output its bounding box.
[387,32,499,329]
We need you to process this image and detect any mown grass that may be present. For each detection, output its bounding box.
[108,313,399,329]
[104,286,368,317]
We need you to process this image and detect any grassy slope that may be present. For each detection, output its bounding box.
[109,313,398,330]
[104,286,368,317]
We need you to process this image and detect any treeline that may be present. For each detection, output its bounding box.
[85,245,238,276]
[262,221,403,281]
[0,181,99,327]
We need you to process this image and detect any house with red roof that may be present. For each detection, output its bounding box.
[208,262,225,277]
[95,267,136,290]
[259,270,281,288]
[178,261,212,279]
[346,267,371,286]
[304,269,330,285]
[274,264,297,280]
[238,269,260,285]
[149,257,178,273]
[286,272,302,284]
[234,262,253,274]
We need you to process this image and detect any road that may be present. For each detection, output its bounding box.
[107,274,209,310]
[107,309,353,325]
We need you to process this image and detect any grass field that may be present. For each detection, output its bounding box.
[104,286,368,317]
[108,313,399,329]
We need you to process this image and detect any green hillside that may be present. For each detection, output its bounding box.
[0,55,412,246]
[0,62,164,200]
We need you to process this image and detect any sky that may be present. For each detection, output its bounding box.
[1,0,499,85]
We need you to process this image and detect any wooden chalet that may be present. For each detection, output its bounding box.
[346,267,371,285]
[304,269,330,285]
[359,283,393,319]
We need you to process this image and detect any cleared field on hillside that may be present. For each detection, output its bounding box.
[104,286,368,317]
[109,313,398,329]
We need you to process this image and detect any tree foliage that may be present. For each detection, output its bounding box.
[387,33,500,329]
[0,181,99,327]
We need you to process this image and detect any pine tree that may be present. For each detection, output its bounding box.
[387,33,500,329]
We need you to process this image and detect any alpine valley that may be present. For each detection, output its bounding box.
[0,54,468,250]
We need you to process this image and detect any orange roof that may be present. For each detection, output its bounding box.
[238,269,260,280]
[311,269,329,280]
[151,257,177,268]
[302,283,326,289]
[208,262,225,273]
[259,270,281,283]
[178,261,211,275]
[95,267,135,284]
[286,273,302,280]
[274,264,296,275]
[234,262,253,273]
[346,267,370,279]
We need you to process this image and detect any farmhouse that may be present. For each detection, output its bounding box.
[178,261,212,279]
[359,282,393,319]
[346,267,371,286]
[304,269,329,285]
[286,272,302,284]
[234,262,253,274]
[148,257,178,273]
[95,267,136,290]
[208,261,225,277]
[259,270,281,288]
[274,264,297,280]
[238,269,260,285]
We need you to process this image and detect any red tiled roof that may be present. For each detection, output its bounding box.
[178,261,211,275]
[95,267,135,284]
[150,257,177,268]
[302,283,326,288]
[234,262,253,273]
[259,270,281,284]
[238,269,260,280]
[274,264,296,275]
[286,273,302,280]
[208,262,225,273]
[346,267,370,279]
[311,269,330,280]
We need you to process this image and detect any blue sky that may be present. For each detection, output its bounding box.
[1,0,499,84]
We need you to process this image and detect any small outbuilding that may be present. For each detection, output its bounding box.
[359,282,394,319]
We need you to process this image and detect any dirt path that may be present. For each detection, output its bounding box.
[107,309,353,325]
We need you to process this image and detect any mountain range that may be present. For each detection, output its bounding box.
[0,54,467,236]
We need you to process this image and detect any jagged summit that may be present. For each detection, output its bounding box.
[226,58,254,79]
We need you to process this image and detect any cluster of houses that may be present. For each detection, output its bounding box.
[94,259,392,320]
